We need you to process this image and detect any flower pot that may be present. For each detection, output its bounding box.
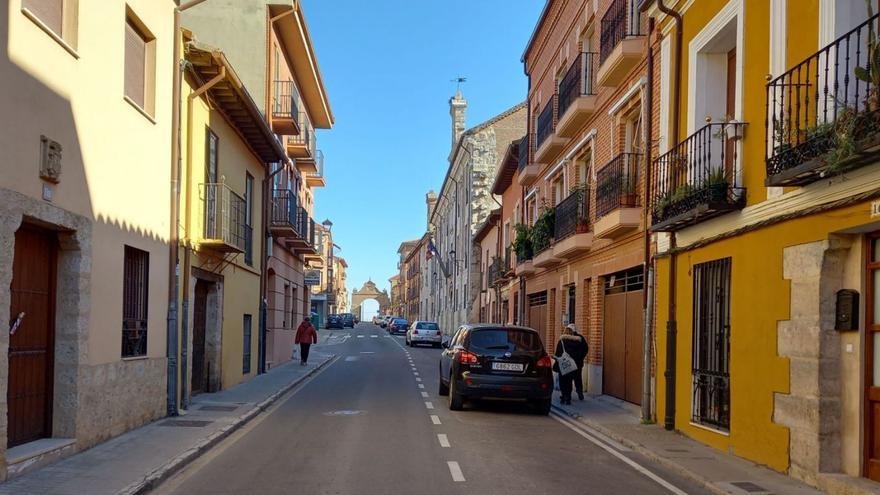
[708,182,728,203]
[724,122,744,141]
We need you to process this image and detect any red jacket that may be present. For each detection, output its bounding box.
[295,321,317,344]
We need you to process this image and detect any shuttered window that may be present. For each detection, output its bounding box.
[122,246,149,357]
[23,0,63,35]
[124,19,147,109]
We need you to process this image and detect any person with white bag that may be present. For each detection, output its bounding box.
[553,325,587,405]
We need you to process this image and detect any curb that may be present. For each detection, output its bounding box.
[551,404,730,495]
[118,354,337,495]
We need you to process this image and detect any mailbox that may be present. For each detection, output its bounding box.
[835,289,859,331]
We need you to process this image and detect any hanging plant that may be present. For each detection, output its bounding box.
[530,205,556,253]
[512,223,533,261]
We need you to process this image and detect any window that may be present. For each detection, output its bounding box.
[691,258,731,431]
[243,314,253,374]
[124,12,156,117]
[245,173,254,266]
[22,0,78,52]
[567,285,576,325]
[283,284,291,328]
[122,246,149,357]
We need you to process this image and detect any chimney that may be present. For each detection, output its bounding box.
[426,190,438,229]
[449,90,467,149]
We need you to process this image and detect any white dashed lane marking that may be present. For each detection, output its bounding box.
[415,377,422,382]
[437,434,450,448]
[447,461,465,482]
[357,335,364,338]
[430,415,441,425]
[425,401,434,410]
[418,384,425,389]
[420,391,429,398]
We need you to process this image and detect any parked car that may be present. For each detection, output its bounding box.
[406,321,442,348]
[326,314,343,329]
[340,313,354,328]
[388,318,409,334]
[438,324,553,414]
[380,315,394,328]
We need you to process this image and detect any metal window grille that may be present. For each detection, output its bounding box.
[122,246,149,357]
[528,291,547,307]
[691,258,731,431]
[604,266,644,294]
[243,314,252,374]
[558,52,598,119]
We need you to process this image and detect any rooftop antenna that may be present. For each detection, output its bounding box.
[450,76,467,91]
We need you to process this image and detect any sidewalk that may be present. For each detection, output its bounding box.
[554,395,828,495]
[0,351,336,495]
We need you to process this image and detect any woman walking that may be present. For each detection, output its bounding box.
[568,324,588,400]
[554,325,587,405]
[294,317,318,366]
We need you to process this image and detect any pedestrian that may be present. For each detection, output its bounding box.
[294,317,318,366]
[554,325,587,405]
[567,323,588,400]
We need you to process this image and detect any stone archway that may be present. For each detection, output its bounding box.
[351,279,391,320]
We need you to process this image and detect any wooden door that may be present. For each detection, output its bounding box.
[191,280,208,395]
[865,232,880,480]
[624,290,644,404]
[603,292,627,400]
[724,48,737,179]
[8,225,57,448]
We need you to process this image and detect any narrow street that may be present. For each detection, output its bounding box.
[155,323,710,495]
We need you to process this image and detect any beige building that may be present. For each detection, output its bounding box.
[334,257,349,314]
[0,0,177,479]
[183,0,333,369]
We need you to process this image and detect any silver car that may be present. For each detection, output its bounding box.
[406,321,442,347]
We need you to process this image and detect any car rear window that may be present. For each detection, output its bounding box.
[416,322,439,330]
[468,329,542,352]
[393,319,408,325]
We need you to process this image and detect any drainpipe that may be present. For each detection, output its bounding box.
[168,0,213,416]
[654,0,683,432]
[181,64,226,408]
[640,16,656,423]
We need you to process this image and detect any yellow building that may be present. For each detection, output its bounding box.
[644,0,880,490]
[0,0,176,478]
[179,38,286,399]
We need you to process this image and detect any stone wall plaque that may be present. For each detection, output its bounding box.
[40,135,62,183]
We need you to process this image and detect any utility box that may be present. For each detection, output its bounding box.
[835,289,859,331]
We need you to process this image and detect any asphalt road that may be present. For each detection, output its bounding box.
[154,323,711,495]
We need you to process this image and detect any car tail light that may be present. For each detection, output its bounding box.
[536,355,552,368]
[456,350,479,365]
[436,331,442,336]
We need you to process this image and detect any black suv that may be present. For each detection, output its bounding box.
[340,313,355,328]
[326,314,343,329]
[438,325,553,414]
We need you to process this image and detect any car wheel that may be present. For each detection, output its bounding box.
[532,399,552,416]
[448,374,464,411]
[433,343,440,349]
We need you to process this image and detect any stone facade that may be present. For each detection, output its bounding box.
[426,95,526,335]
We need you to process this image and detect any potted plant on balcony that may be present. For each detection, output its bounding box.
[530,205,556,253]
[705,167,729,203]
[513,224,533,262]
[569,183,590,233]
[653,190,673,221]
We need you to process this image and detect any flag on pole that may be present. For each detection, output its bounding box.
[426,238,437,260]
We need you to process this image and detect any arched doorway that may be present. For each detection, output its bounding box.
[359,299,380,322]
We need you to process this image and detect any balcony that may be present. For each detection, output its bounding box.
[287,112,315,160]
[553,189,593,258]
[596,0,646,87]
[517,134,540,185]
[291,207,319,258]
[765,13,880,186]
[594,153,642,239]
[650,122,747,232]
[557,52,599,138]
[271,80,300,136]
[200,183,247,253]
[305,150,325,187]
[269,188,298,237]
[534,99,565,165]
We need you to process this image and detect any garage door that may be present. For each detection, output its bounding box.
[527,291,547,348]
[602,267,644,405]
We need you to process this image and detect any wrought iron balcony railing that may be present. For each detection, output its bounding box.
[558,52,598,119]
[555,188,590,241]
[518,134,530,171]
[270,188,298,232]
[535,99,556,149]
[272,80,298,120]
[201,182,247,251]
[288,112,315,153]
[600,0,644,65]
[596,153,641,218]
[650,122,747,231]
[765,13,880,186]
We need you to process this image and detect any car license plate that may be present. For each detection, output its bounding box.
[492,362,524,372]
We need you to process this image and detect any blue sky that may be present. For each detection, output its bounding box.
[302,0,545,298]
